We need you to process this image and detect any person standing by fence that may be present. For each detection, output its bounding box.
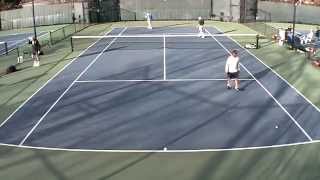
[32,37,41,67]
[145,12,153,29]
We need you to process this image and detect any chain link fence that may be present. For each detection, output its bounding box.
[0,2,88,30]
[0,23,90,75]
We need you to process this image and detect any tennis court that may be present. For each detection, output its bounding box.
[0,26,319,151]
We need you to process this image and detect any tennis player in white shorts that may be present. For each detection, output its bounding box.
[198,16,205,38]
[225,49,241,91]
[145,12,153,29]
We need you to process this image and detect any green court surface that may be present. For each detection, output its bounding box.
[1,143,320,180]
[0,21,319,179]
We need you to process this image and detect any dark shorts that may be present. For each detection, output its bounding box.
[227,72,239,79]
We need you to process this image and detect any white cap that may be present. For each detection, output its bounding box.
[198,16,202,20]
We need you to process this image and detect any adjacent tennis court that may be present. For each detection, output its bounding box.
[0,26,319,151]
[0,32,47,55]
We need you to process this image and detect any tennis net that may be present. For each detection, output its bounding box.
[71,33,263,52]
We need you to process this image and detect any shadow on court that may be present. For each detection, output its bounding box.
[0,26,317,151]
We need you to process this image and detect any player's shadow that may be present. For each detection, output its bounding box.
[154,80,256,148]
[215,29,237,34]
[166,52,227,76]
[98,62,163,80]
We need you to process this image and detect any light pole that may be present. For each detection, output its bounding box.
[210,0,213,17]
[32,0,37,38]
[292,0,300,49]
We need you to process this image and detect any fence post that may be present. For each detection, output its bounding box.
[256,34,260,49]
[16,47,20,58]
[71,37,74,52]
[49,31,53,45]
[62,26,66,39]
[5,42,8,55]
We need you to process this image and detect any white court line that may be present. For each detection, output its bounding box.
[19,27,127,146]
[1,140,320,153]
[205,28,313,141]
[0,28,115,129]
[75,79,255,83]
[163,35,166,80]
[214,27,320,114]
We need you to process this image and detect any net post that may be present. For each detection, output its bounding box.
[71,37,74,52]
[256,34,260,49]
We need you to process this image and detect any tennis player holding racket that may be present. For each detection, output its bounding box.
[225,49,240,91]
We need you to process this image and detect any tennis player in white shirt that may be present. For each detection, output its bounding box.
[198,16,205,38]
[145,12,153,29]
[225,49,241,91]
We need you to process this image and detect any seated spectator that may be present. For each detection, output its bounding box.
[306,29,314,43]
[306,46,317,59]
[278,28,286,46]
[286,30,294,46]
[312,60,320,67]
[315,27,320,41]
[294,36,307,52]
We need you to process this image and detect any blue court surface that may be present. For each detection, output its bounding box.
[0,32,47,55]
[0,27,319,151]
